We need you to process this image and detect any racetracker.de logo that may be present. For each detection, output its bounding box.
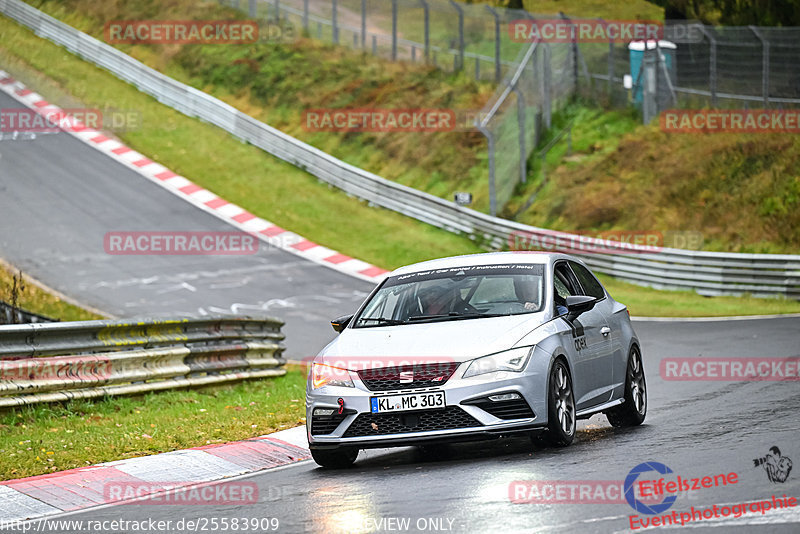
[302,109,457,132]
[660,357,800,381]
[103,481,258,505]
[104,231,259,255]
[0,356,112,381]
[1,108,99,133]
[104,20,259,44]
[661,110,800,133]
[509,480,664,504]
[508,19,662,43]
[0,108,142,133]
[510,229,663,255]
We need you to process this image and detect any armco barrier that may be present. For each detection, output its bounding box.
[0,316,285,407]
[1,0,799,299]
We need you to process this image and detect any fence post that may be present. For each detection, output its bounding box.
[699,26,717,107]
[332,0,339,44]
[600,18,614,98]
[642,48,657,123]
[391,0,398,61]
[543,43,552,128]
[303,0,309,31]
[560,12,579,93]
[749,26,770,106]
[514,85,526,184]
[274,0,279,20]
[478,125,497,217]
[485,5,501,83]
[359,0,366,48]
[420,0,430,63]
[248,0,256,18]
[449,0,465,71]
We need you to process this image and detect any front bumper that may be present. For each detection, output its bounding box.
[306,362,549,450]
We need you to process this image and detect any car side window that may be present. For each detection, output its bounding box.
[553,262,580,316]
[569,261,606,299]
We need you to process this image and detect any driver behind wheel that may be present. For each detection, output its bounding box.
[514,277,541,311]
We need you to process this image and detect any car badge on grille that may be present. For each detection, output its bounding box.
[399,371,414,383]
[432,376,444,382]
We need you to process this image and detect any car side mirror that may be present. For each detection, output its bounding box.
[565,295,597,321]
[331,314,353,333]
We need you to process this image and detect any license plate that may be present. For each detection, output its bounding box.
[370,391,445,413]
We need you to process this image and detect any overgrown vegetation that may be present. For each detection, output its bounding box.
[646,0,799,26]
[513,117,800,254]
[0,262,102,322]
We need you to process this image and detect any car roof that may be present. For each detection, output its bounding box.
[389,251,574,277]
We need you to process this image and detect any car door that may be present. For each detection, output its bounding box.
[569,260,626,394]
[554,261,614,410]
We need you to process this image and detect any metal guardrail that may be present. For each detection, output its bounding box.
[0,316,286,407]
[1,0,799,299]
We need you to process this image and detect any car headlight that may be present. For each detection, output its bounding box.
[463,347,533,378]
[311,363,355,389]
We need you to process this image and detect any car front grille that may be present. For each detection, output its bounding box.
[342,406,481,437]
[357,362,460,391]
[462,397,535,420]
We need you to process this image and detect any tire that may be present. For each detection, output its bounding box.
[540,359,576,447]
[606,346,647,427]
[310,447,358,469]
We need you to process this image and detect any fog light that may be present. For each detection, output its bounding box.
[313,408,336,416]
[488,393,521,402]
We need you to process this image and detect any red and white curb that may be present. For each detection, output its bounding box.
[0,426,310,523]
[0,71,390,284]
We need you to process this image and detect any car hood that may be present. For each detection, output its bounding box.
[318,313,547,367]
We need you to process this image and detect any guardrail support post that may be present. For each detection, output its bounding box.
[248,0,256,18]
[449,0,465,71]
[303,0,309,31]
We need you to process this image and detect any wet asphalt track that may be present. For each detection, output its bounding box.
[1,90,799,534]
[0,91,372,359]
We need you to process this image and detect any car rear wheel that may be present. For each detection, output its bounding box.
[606,346,647,427]
[310,447,358,469]
[540,359,576,447]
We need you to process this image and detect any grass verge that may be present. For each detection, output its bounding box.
[1,13,798,317]
[0,14,485,269]
[0,365,308,480]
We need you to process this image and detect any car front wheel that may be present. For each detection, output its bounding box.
[310,447,358,469]
[540,359,576,447]
[606,346,647,427]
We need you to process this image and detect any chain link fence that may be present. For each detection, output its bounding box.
[224,1,800,213]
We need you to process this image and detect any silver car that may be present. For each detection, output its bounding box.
[306,252,646,468]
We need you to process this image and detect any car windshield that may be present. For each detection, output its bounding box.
[353,263,545,328]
